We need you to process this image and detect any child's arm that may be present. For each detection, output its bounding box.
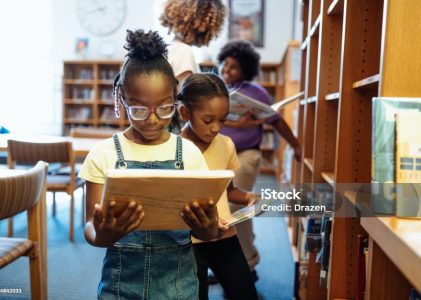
[227,182,259,206]
[180,200,226,241]
[84,181,145,247]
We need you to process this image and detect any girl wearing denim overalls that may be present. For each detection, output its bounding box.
[79,30,223,300]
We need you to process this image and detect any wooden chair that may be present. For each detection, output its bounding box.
[7,139,85,241]
[0,161,48,300]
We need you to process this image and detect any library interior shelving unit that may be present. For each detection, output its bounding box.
[63,61,127,135]
[289,0,421,299]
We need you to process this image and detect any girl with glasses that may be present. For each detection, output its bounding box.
[78,29,224,299]
[178,73,259,300]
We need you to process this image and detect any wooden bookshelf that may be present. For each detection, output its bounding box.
[287,0,421,299]
[63,60,126,135]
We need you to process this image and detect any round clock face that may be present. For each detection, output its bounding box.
[77,0,127,36]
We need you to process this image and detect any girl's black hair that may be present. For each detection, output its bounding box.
[113,29,179,131]
[177,73,229,111]
[217,40,260,81]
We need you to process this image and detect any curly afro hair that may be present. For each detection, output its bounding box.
[160,0,226,47]
[217,40,260,81]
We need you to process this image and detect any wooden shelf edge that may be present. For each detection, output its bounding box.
[321,171,335,186]
[303,158,314,172]
[64,79,95,85]
[308,96,317,103]
[352,74,380,90]
[325,92,340,101]
[310,15,321,38]
[327,0,343,16]
[64,99,95,105]
[361,216,421,292]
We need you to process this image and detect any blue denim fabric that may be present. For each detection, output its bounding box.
[98,134,198,300]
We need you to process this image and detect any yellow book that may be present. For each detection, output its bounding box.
[395,111,421,218]
[101,169,234,230]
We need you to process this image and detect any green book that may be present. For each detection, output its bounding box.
[372,97,421,214]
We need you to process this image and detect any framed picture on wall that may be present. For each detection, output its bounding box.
[228,0,264,47]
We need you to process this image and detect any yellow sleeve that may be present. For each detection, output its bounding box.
[225,136,241,171]
[78,144,108,184]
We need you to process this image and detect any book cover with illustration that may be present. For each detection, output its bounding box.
[371,97,421,214]
[395,111,421,219]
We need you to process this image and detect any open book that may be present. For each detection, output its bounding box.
[228,91,304,121]
[101,169,234,230]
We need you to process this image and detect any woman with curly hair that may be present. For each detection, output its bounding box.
[160,0,226,82]
[218,40,301,281]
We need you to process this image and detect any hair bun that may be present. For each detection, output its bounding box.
[124,29,168,60]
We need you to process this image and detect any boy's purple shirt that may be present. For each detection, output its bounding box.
[220,81,280,152]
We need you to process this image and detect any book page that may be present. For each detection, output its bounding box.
[101,169,234,230]
[228,90,276,120]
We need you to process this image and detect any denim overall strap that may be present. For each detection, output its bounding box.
[98,133,198,300]
[113,134,127,169]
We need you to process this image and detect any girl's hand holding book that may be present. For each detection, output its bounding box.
[181,200,224,241]
[92,200,144,247]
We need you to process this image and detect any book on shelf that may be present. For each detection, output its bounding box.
[395,111,421,219]
[68,107,91,120]
[228,91,303,121]
[100,107,115,121]
[371,97,421,214]
[101,169,234,230]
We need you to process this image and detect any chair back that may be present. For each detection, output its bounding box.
[0,161,47,220]
[7,140,72,166]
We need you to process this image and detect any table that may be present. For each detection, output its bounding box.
[0,134,103,159]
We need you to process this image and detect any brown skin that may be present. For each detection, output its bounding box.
[219,56,302,161]
[84,72,220,247]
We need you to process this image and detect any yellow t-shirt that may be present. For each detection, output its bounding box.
[78,132,208,184]
[192,134,241,243]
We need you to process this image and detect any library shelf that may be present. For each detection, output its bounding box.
[361,216,421,293]
[325,92,340,101]
[327,0,343,16]
[289,0,421,299]
[64,99,94,105]
[352,74,380,90]
[63,79,95,85]
[321,171,335,186]
[307,96,317,103]
[303,158,314,173]
[260,82,277,88]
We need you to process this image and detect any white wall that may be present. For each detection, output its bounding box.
[0,0,294,135]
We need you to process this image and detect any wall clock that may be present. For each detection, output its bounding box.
[77,0,127,36]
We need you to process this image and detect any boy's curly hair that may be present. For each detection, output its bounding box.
[160,0,226,47]
[217,40,260,81]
